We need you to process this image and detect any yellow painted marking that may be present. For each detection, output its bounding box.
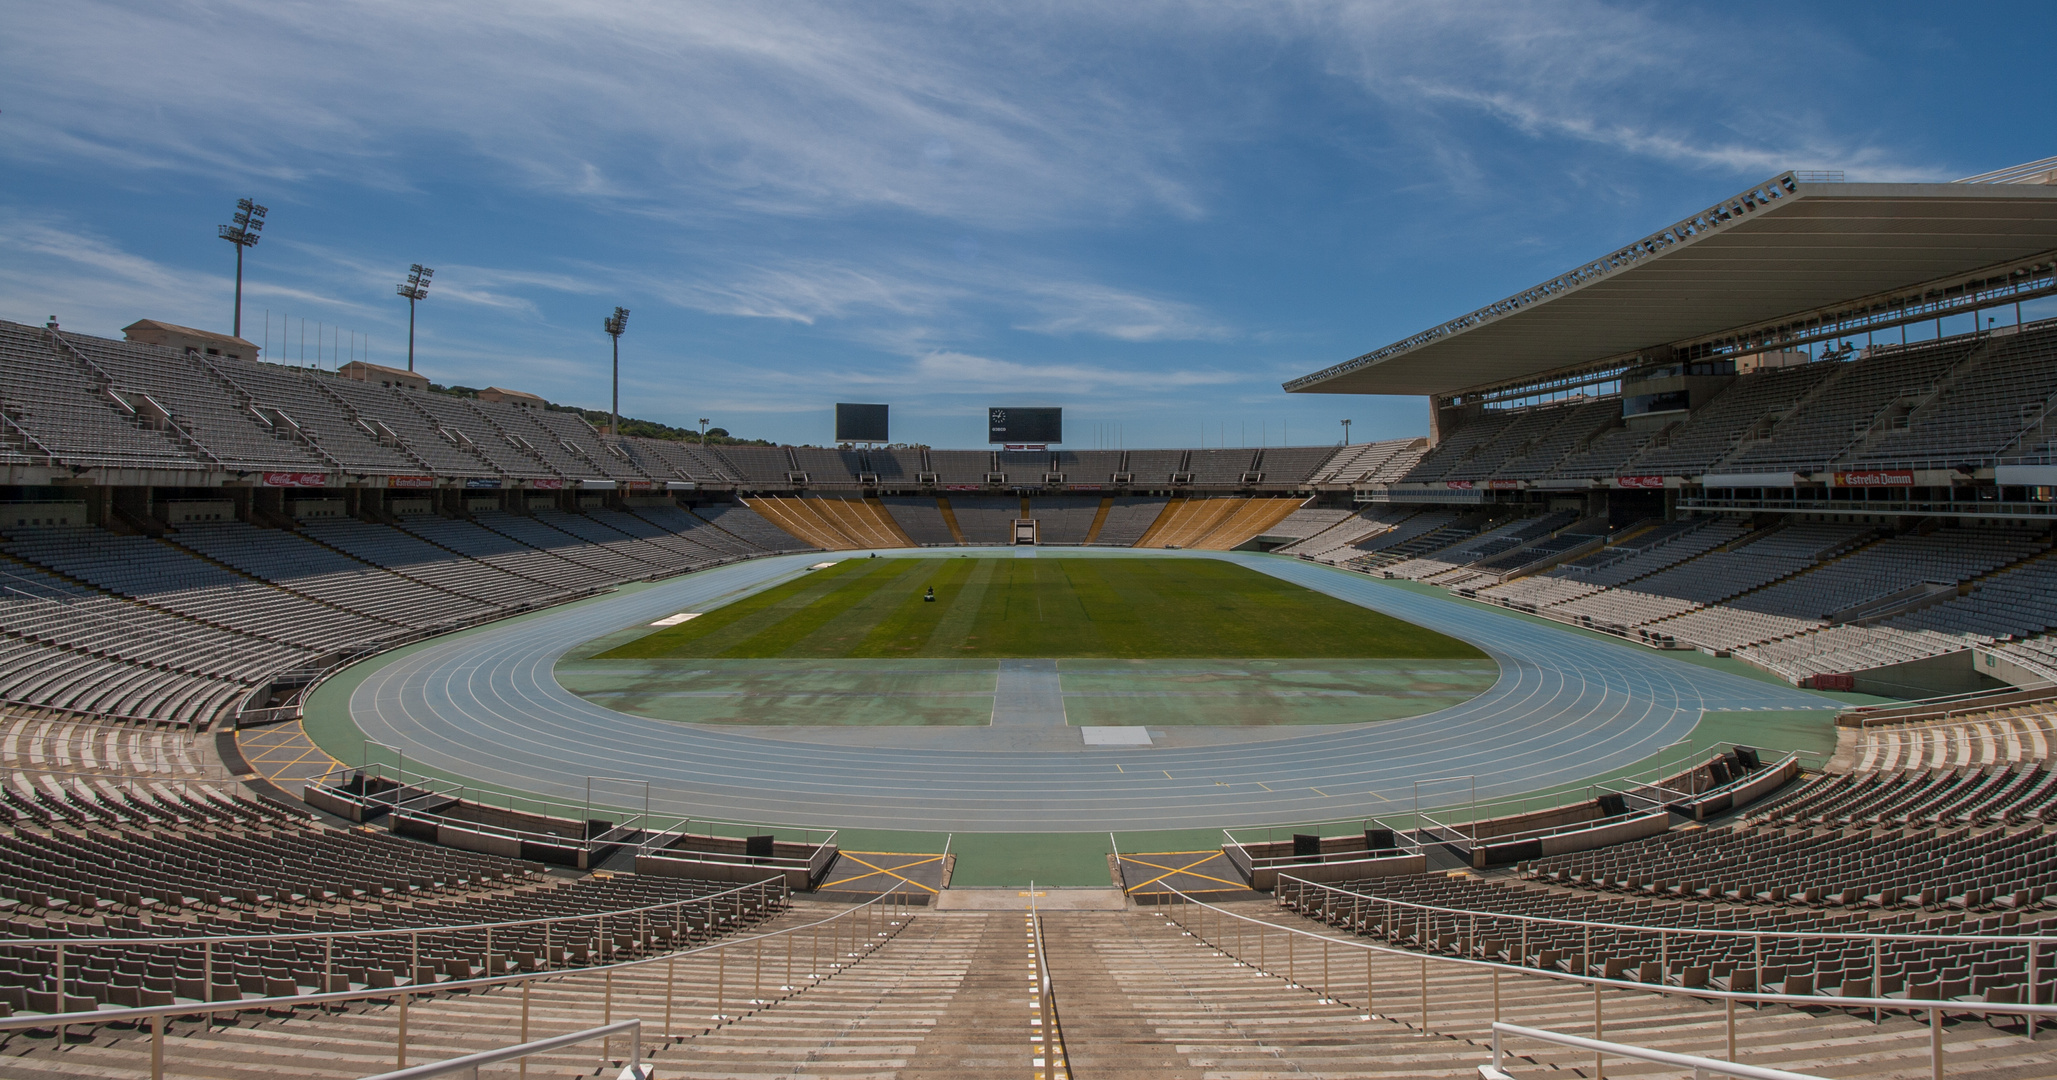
[1114,764,1123,773]
[1118,854,1247,893]
[1366,790,1392,802]
[1162,770,1173,779]
[821,852,943,893]
[1310,787,1328,797]
[1256,782,1273,792]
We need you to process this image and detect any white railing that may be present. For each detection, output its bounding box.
[1481,1022,1824,1080]
[1029,888,1069,1076]
[0,883,918,1080]
[359,1018,648,1080]
[1155,884,2057,1080]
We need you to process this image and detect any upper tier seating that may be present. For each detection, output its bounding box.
[1625,362,1842,475]
[926,450,992,486]
[1724,338,1985,471]
[1251,445,1334,484]
[789,447,865,484]
[1051,449,1124,483]
[1849,322,2057,465]
[1123,449,1187,485]
[0,324,205,471]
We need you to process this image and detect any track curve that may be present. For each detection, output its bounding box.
[341,549,1836,831]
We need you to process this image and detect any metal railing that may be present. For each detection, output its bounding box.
[359,1018,648,1080]
[0,883,918,1080]
[1155,883,2057,1080]
[1483,1021,1824,1080]
[1029,889,1068,1077]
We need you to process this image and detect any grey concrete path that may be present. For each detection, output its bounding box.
[991,659,1067,726]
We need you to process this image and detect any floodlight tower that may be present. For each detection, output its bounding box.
[1341,419,1352,446]
[603,306,630,439]
[217,198,268,339]
[699,418,710,446]
[396,264,434,371]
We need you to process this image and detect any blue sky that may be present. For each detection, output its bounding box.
[2,2,2051,449]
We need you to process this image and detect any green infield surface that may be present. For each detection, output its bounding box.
[560,556,1498,727]
[596,556,1485,660]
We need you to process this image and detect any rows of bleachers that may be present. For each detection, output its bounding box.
[1852,706,2057,773]
[0,501,810,726]
[0,785,780,1015]
[1090,496,1168,546]
[1027,496,1099,544]
[944,495,1020,545]
[1,713,212,777]
[1291,871,2047,1004]
[1724,338,1984,471]
[1274,506,1415,561]
[879,495,956,545]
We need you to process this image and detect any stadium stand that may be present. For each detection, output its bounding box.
[1090,496,1169,546]
[1123,448,1188,485]
[942,494,1019,545]
[1027,495,1100,544]
[879,494,957,545]
[867,446,925,484]
[693,503,816,553]
[926,450,992,486]
[1052,449,1125,484]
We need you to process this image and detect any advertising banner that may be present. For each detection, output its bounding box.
[1832,470,1915,487]
[385,475,434,489]
[528,478,566,490]
[1616,475,1666,489]
[1487,479,1521,491]
[1444,479,1475,490]
[261,472,328,488]
[464,478,503,489]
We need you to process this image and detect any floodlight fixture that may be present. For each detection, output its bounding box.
[602,306,630,439]
[217,197,268,339]
[699,418,710,445]
[396,264,434,371]
[1341,418,1353,446]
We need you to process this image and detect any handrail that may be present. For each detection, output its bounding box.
[1155,884,2057,1041]
[1029,888,1068,1075]
[0,873,783,950]
[1276,875,2056,947]
[358,1018,645,1080]
[1483,1022,1823,1080]
[0,882,911,1038]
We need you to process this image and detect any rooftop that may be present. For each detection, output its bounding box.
[1287,166,2057,399]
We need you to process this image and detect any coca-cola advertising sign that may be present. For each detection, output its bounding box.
[528,478,566,490]
[1444,480,1475,490]
[261,472,328,488]
[1487,479,1521,491]
[1616,475,1666,489]
[1833,470,1914,487]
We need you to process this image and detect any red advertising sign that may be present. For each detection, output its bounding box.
[1069,484,1103,491]
[386,475,434,489]
[1444,479,1475,490]
[941,484,983,492]
[627,481,655,492]
[1616,475,1666,489]
[1488,479,1521,491]
[529,478,566,490]
[1834,470,1915,487]
[261,472,328,488]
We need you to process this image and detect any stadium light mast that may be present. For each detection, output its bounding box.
[699,418,710,446]
[603,306,630,439]
[1341,419,1352,446]
[217,198,268,340]
[396,264,434,371]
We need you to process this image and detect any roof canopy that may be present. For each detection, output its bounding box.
[1287,173,2057,399]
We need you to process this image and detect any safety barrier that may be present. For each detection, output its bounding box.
[0,882,919,1079]
[1156,882,2057,1080]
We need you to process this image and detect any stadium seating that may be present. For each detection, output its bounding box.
[1090,496,1169,546]
[1026,496,1100,544]
[879,494,958,545]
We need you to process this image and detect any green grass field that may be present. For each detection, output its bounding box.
[598,556,1486,660]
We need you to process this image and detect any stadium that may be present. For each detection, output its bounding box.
[3,158,2057,1080]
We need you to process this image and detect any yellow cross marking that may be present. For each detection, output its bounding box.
[1118,853,1246,893]
[820,851,943,893]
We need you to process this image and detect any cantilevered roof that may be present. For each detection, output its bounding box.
[1287,171,2057,398]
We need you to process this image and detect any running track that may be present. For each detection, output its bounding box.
[344,550,1838,832]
